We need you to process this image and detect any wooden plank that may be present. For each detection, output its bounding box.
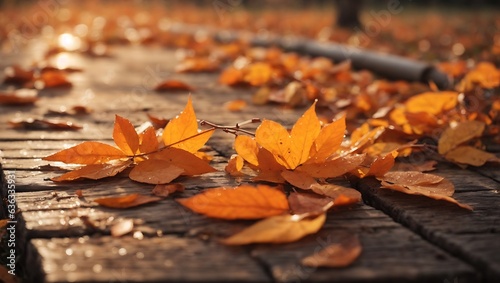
[353,167,500,282]
[26,235,271,283]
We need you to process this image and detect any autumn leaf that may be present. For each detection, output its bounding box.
[438,120,485,155]
[94,193,162,209]
[405,91,458,115]
[445,146,500,166]
[0,89,38,105]
[154,79,194,92]
[253,148,287,183]
[150,147,216,175]
[129,160,184,184]
[281,170,317,190]
[309,183,361,206]
[234,135,259,166]
[378,171,472,210]
[113,115,140,156]
[39,70,72,88]
[152,183,185,197]
[307,115,346,163]
[360,151,398,178]
[225,99,247,112]
[297,154,365,178]
[301,234,362,268]
[177,184,289,220]
[288,192,333,214]
[9,118,82,131]
[138,126,159,154]
[44,141,127,164]
[222,213,326,245]
[162,96,214,153]
[255,101,321,169]
[225,154,245,176]
[51,160,132,181]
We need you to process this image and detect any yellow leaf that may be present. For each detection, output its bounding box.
[438,121,485,155]
[222,213,326,245]
[138,126,159,154]
[150,148,216,176]
[445,146,500,166]
[308,115,346,163]
[302,234,362,268]
[129,160,184,184]
[363,151,398,178]
[255,101,320,169]
[177,184,289,220]
[94,193,162,209]
[405,91,458,115]
[297,154,365,178]
[225,154,245,176]
[253,148,287,183]
[234,135,259,166]
[43,141,127,164]
[162,96,213,153]
[113,115,140,156]
[51,160,132,182]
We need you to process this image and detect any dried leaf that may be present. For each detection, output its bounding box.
[234,135,259,166]
[225,154,245,176]
[94,193,162,209]
[3,64,34,85]
[38,70,72,88]
[219,66,244,86]
[297,154,365,178]
[301,234,362,268]
[288,192,333,214]
[438,121,485,155]
[255,101,321,169]
[177,184,289,220]
[154,80,194,92]
[378,171,472,210]
[222,213,326,245]
[309,183,361,206]
[445,146,500,166]
[138,126,159,154]
[51,160,132,181]
[362,151,398,178]
[9,118,82,131]
[162,97,213,153]
[147,113,170,129]
[244,62,273,86]
[152,183,185,197]
[129,160,184,184]
[405,91,458,115]
[225,99,247,112]
[308,115,346,163]
[150,147,216,175]
[0,89,38,105]
[253,148,287,183]
[113,115,140,156]
[44,141,127,164]
[111,219,134,237]
[281,170,317,190]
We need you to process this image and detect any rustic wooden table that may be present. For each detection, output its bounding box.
[1,44,499,283]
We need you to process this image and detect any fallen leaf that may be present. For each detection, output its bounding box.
[162,96,213,153]
[225,154,245,176]
[393,160,437,172]
[378,171,472,210]
[51,160,132,181]
[363,151,398,177]
[281,170,317,190]
[222,213,326,245]
[154,80,194,92]
[150,147,216,175]
[253,148,287,183]
[129,160,184,184]
[38,70,72,88]
[176,57,219,73]
[234,135,259,166]
[244,62,273,86]
[308,115,346,163]
[405,91,458,115]
[255,101,321,169]
[138,126,159,154]
[113,115,140,156]
[44,141,127,164]
[445,146,500,166]
[301,234,362,268]
[147,113,170,129]
[288,192,333,214]
[297,154,365,178]
[3,64,34,85]
[94,193,162,209]
[309,183,361,206]
[438,121,485,154]
[111,219,134,237]
[152,183,185,197]
[9,118,82,131]
[177,184,289,220]
[224,99,247,112]
[219,66,244,86]
[0,89,38,105]
[45,105,92,116]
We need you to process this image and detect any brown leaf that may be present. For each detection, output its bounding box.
[51,160,132,182]
[222,213,326,245]
[405,91,458,115]
[152,183,185,197]
[393,160,437,172]
[301,234,362,268]
[309,183,361,206]
[225,154,245,176]
[0,89,38,105]
[288,192,333,215]
[308,115,346,164]
[38,70,72,88]
[363,151,397,178]
[297,154,365,178]
[111,219,134,237]
[445,146,500,166]
[150,147,216,176]
[3,64,34,85]
[9,118,82,131]
[147,113,170,129]
[281,170,317,190]
[94,193,162,209]
[128,160,184,184]
[438,121,486,155]
[138,126,159,154]
[177,184,289,220]
[154,80,194,92]
[253,148,287,183]
[234,135,259,166]
[113,115,140,156]
[44,141,127,164]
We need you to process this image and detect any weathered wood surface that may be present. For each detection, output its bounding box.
[0,45,497,283]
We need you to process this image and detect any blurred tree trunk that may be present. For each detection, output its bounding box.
[336,0,362,28]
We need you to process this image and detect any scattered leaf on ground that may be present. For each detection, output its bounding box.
[438,120,485,154]
[0,89,38,105]
[51,160,132,182]
[445,146,500,166]
[309,183,362,206]
[154,80,194,92]
[152,183,185,197]
[94,193,162,209]
[301,234,362,268]
[9,118,82,131]
[129,160,184,184]
[288,191,333,214]
[225,154,245,176]
[44,141,128,164]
